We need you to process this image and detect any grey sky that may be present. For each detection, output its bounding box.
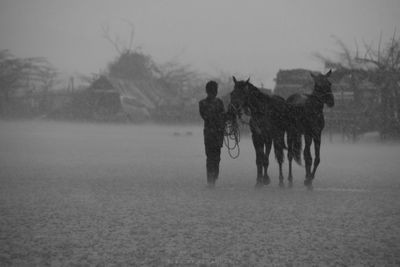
[1,0,399,88]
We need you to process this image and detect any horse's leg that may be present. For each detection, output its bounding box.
[287,131,294,186]
[303,133,313,187]
[263,137,272,185]
[252,132,264,186]
[273,134,285,187]
[311,133,321,179]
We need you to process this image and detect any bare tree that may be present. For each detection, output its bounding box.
[101,21,162,81]
[315,33,400,138]
[314,36,364,104]
[158,61,198,95]
[102,20,135,55]
[356,32,400,138]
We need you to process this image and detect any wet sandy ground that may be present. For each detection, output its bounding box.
[0,121,399,266]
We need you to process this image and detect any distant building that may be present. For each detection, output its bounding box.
[86,75,180,121]
[274,68,378,105]
[87,76,124,120]
[274,69,315,98]
[329,71,379,107]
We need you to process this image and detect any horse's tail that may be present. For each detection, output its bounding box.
[287,128,302,165]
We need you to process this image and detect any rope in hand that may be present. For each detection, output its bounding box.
[223,105,241,159]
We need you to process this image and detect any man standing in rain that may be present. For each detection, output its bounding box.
[199,80,226,187]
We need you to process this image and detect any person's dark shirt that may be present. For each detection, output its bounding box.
[199,96,225,132]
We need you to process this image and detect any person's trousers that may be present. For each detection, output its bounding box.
[205,144,221,184]
[204,129,223,184]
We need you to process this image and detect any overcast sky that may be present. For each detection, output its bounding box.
[1,0,399,88]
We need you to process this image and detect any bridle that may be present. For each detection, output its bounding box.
[230,85,264,135]
[311,84,334,106]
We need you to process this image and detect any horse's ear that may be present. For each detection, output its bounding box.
[232,76,237,84]
[310,72,316,79]
[246,77,250,84]
[325,69,332,77]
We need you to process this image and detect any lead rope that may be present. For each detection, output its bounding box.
[223,104,241,159]
[224,116,240,159]
[223,101,261,159]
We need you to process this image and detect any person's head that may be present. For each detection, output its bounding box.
[205,80,218,98]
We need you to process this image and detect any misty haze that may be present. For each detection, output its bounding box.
[1,0,400,266]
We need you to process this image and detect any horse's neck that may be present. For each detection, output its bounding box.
[248,87,269,115]
[311,87,321,97]
[310,88,325,110]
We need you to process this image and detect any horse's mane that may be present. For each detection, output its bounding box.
[248,82,288,118]
[248,82,270,100]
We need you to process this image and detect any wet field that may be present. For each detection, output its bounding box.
[0,120,399,266]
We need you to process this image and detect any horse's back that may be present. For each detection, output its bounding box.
[271,95,288,112]
[286,94,307,129]
[286,93,308,107]
[266,95,289,131]
[286,93,325,133]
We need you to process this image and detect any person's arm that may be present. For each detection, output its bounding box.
[218,99,225,114]
[217,99,228,131]
[199,101,208,121]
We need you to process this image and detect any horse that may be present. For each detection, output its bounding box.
[229,76,288,187]
[286,70,334,188]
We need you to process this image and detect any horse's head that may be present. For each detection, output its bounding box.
[230,76,251,116]
[311,70,335,107]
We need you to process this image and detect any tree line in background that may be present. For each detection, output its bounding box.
[0,22,232,123]
[0,50,58,116]
[0,26,399,139]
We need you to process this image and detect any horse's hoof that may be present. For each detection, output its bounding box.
[263,180,270,186]
[255,182,263,188]
[304,179,313,190]
[206,183,215,189]
[287,180,293,188]
[279,181,285,188]
[263,177,271,185]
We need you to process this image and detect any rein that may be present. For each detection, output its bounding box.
[246,90,264,134]
[224,117,240,159]
[223,104,241,159]
[224,84,267,158]
[223,91,264,159]
[311,85,333,105]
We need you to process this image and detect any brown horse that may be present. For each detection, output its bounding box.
[286,70,334,188]
[230,77,288,187]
